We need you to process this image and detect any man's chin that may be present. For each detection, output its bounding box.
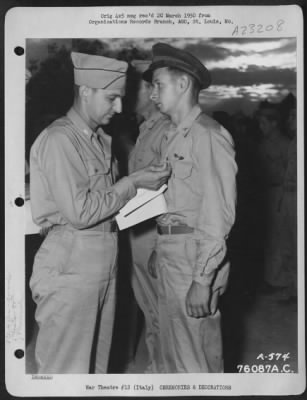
[102,115,113,124]
[157,105,168,115]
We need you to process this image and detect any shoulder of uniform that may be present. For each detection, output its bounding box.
[31,116,79,161]
[46,116,73,135]
[195,111,221,132]
[44,116,80,146]
[31,116,67,150]
[194,111,234,146]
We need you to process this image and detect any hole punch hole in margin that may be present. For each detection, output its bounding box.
[15,197,24,207]
[14,46,24,56]
[14,349,24,359]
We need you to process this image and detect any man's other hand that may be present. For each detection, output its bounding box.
[185,281,212,318]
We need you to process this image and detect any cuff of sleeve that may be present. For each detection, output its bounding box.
[192,267,216,286]
[113,176,137,201]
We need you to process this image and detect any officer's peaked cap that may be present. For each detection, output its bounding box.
[143,42,211,89]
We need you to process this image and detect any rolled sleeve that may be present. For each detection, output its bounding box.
[112,176,137,200]
[192,240,227,286]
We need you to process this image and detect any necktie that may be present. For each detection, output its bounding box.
[92,132,105,156]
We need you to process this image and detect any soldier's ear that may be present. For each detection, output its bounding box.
[79,85,91,101]
[178,74,190,93]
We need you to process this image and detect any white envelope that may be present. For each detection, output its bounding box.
[116,185,168,230]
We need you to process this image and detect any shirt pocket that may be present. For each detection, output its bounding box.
[173,160,193,179]
[134,148,158,169]
[85,158,110,176]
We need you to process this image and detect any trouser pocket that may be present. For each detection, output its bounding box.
[30,229,74,303]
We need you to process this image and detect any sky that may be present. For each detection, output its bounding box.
[27,37,296,116]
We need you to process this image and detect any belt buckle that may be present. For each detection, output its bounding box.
[167,225,172,235]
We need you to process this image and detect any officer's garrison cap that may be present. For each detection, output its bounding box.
[143,42,211,90]
[71,52,128,91]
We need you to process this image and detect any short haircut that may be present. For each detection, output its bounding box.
[167,66,201,99]
[74,84,99,99]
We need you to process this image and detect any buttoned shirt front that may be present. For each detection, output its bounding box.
[30,107,136,230]
[157,105,237,284]
[128,111,170,173]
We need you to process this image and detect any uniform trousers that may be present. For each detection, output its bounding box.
[30,225,118,374]
[155,233,224,373]
[130,222,161,372]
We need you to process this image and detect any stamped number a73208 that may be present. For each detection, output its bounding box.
[232,20,285,36]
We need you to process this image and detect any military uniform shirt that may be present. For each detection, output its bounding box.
[158,105,237,284]
[30,107,137,230]
[128,111,170,173]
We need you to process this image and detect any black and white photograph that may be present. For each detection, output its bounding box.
[5,4,305,397]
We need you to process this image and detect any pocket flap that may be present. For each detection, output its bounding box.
[174,161,192,179]
[86,158,110,176]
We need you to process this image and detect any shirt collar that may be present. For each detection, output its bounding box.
[67,107,95,139]
[175,105,202,137]
[67,107,112,155]
[96,126,112,150]
[142,110,167,131]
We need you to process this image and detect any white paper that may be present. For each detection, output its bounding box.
[116,192,167,230]
[118,185,167,217]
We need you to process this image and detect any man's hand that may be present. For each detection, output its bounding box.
[148,250,158,279]
[185,281,212,318]
[129,163,171,191]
